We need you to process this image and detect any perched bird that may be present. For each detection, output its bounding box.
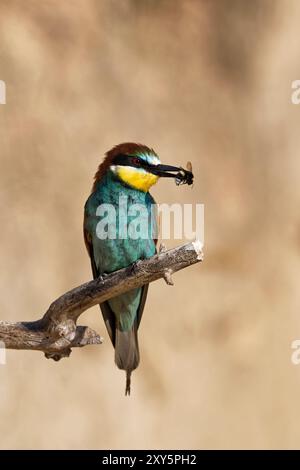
[84,143,193,395]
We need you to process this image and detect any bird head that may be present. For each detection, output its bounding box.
[93,143,193,193]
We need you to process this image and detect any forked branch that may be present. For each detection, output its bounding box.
[0,241,203,361]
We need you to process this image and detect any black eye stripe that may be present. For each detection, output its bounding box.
[113,154,147,168]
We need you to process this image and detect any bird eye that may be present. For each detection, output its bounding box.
[132,157,141,166]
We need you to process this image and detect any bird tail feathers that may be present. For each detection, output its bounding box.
[115,325,139,396]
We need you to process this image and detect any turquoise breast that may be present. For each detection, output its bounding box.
[84,170,157,330]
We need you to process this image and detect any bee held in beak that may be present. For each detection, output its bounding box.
[112,154,194,186]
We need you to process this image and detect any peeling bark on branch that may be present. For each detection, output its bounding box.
[0,241,203,361]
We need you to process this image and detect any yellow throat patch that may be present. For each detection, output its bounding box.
[116,166,159,192]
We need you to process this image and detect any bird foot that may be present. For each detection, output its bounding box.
[130,259,142,274]
[98,272,109,282]
[159,242,167,253]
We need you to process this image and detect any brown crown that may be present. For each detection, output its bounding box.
[91,142,158,193]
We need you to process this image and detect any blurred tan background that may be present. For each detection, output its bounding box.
[0,0,300,450]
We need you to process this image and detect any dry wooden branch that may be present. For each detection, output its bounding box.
[0,240,203,361]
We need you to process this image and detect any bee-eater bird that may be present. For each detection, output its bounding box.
[84,143,193,395]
